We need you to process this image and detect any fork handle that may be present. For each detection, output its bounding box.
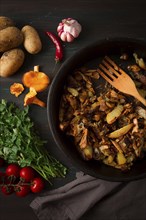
[134,91,146,106]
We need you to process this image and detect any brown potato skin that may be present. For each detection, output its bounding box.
[0,27,23,52]
[0,16,15,30]
[21,25,42,54]
[0,48,25,77]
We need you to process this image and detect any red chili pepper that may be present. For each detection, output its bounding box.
[46,31,63,62]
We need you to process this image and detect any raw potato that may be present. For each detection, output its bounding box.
[21,25,42,54]
[0,16,15,30]
[0,26,23,52]
[0,48,25,77]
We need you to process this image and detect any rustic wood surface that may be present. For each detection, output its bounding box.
[0,0,146,219]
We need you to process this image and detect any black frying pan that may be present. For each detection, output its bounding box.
[47,37,146,182]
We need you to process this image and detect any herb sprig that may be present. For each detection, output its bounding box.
[0,99,67,183]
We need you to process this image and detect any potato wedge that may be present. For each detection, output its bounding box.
[106,104,124,124]
[117,152,126,165]
[108,123,133,138]
[82,146,93,160]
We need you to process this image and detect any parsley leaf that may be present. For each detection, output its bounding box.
[0,99,67,182]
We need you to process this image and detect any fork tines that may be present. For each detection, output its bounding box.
[96,56,146,106]
[97,56,124,83]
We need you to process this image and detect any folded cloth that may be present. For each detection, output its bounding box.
[30,172,146,220]
[81,176,146,220]
[30,172,123,220]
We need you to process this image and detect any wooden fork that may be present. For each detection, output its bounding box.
[97,56,146,106]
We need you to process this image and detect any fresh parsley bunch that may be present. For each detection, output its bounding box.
[0,99,67,183]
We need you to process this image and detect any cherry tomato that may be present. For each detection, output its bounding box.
[6,164,20,178]
[0,158,5,167]
[31,177,45,193]
[1,185,14,195]
[15,185,30,197]
[20,167,35,182]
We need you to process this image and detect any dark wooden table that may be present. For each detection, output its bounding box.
[1,0,146,219]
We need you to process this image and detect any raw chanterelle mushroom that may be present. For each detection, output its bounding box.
[22,65,50,92]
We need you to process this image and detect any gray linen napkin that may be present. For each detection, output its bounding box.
[30,172,122,220]
[81,176,146,220]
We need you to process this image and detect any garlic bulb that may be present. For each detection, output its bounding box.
[57,18,82,42]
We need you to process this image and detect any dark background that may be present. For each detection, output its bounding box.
[0,0,146,219]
